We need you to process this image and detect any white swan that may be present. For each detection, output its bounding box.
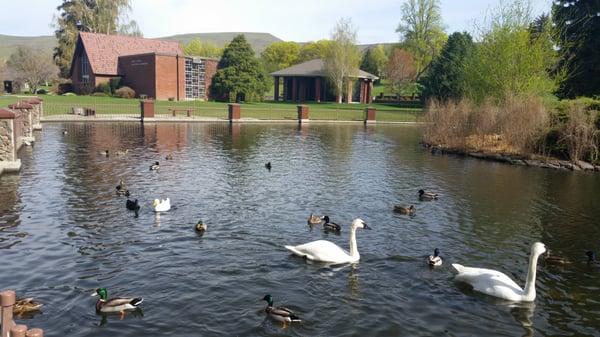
[452,242,546,302]
[152,198,171,212]
[284,218,371,264]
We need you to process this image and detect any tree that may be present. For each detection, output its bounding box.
[324,18,361,103]
[261,41,301,73]
[386,49,417,98]
[464,0,557,103]
[53,0,139,77]
[420,32,475,101]
[298,40,332,62]
[211,35,269,102]
[553,0,600,98]
[396,0,446,79]
[360,44,388,82]
[7,47,57,94]
[183,39,223,58]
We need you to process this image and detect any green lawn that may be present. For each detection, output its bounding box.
[0,94,422,122]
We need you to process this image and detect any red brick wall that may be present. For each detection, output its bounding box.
[118,54,157,98]
[155,55,185,101]
[204,59,218,100]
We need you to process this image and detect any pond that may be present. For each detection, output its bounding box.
[1,122,599,337]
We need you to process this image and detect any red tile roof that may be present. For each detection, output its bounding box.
[79,32,183,76]
[8,102,34,109]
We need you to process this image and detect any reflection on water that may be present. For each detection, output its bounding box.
[1,122,599,336]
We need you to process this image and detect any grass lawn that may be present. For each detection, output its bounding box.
[0,94,422,122]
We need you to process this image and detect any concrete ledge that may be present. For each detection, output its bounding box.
[33,124,43,130]
[0,159,22,174]
[21,136,35,143]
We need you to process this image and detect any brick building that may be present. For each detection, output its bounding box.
[70,32,217,100]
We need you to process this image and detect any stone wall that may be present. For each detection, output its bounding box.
[0,119,15,162]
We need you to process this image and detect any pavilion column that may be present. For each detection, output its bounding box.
[359,80,366,104]
[292,77,298,102]
[315,77,321,103]
[274,76,280,102]
[368,81,373,103]
[345,79,352,103]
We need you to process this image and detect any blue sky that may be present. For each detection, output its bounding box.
[0,0,550,43]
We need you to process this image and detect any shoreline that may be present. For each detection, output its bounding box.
[423,142,600,172]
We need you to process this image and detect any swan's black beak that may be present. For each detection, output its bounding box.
[363,223,372,230]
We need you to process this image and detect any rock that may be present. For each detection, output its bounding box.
[524,160,541,167]
[468,152,485,159]
[577,160,595,171]
[572,164,582,171]
[510,159,526,166]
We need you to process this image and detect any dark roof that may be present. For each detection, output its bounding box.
[270,59,378,80]
[77,32,183,76]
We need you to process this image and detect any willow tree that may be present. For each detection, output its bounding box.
[183,39,223,58]
[324,18,360,103]
[396,0,446,79]
[53,0,141,77]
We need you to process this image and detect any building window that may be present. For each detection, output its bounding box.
[185,57,206,100]
[81,52,90,83]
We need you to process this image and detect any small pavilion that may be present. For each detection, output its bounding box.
[271,59,378,103]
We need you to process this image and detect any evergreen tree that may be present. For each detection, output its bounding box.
[553,0,600,98]
[420,32,474,101]
[360,45,387,82]
[211,35,268,102]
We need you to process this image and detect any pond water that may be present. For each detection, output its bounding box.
[1,122,600,337]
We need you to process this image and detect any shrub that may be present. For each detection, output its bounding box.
[109,77,122,93]
[56,82,73,95]
[559,103,599,163]
[95,82,111,95]
[115,86,135,99]
[36,88,48,94]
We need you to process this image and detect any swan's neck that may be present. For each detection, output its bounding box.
[523,251,542,300]
[349,226,359,258]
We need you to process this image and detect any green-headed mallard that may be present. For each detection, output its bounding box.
[262,294,301,326]
[307,213,323,225]
[428,248,442,266]
[419,189,438,201]
[92,288,143,314]
[13,298,43,316]
[150,162,160,171]
[394,205,416,215]
[586,251,600,267]
[322,215,341,232]
[195,220,207,234]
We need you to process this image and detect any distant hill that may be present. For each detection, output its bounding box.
[0,34,56,60]
[161,32,283,53]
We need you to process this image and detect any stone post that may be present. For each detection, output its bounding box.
[1,290,16,337]
[0,109,21,176]
[140,100,155,121]
[228,103,241,122]
[364,107,376,124]
[27,98,43,130]
[297,105,309,123]
[9,102,35,143]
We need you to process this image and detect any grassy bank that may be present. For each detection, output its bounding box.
[0,94,422,122]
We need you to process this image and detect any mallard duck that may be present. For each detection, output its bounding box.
[195,220,207,234]
[152,198,171,212]
[115,179,129,196]
[265,162,272,170]
[262,295,301,326]
[394,205,416,215]
[92,288,143,314]
[307,213,323,225]
[165,154,174,160]
[13,298,43,316]
[322,215,341,232]
[285,219,371,263]
[62,130,68,135]
[543,250,571,265]
[126,199,140,217]
[149,162,160,171]
[418,189,438,201]
[586,251,600,267]
[428,248,442,266]
[115,149,129,156]
[452,242,546,302]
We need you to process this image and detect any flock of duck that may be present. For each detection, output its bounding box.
[13,152,600,328]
